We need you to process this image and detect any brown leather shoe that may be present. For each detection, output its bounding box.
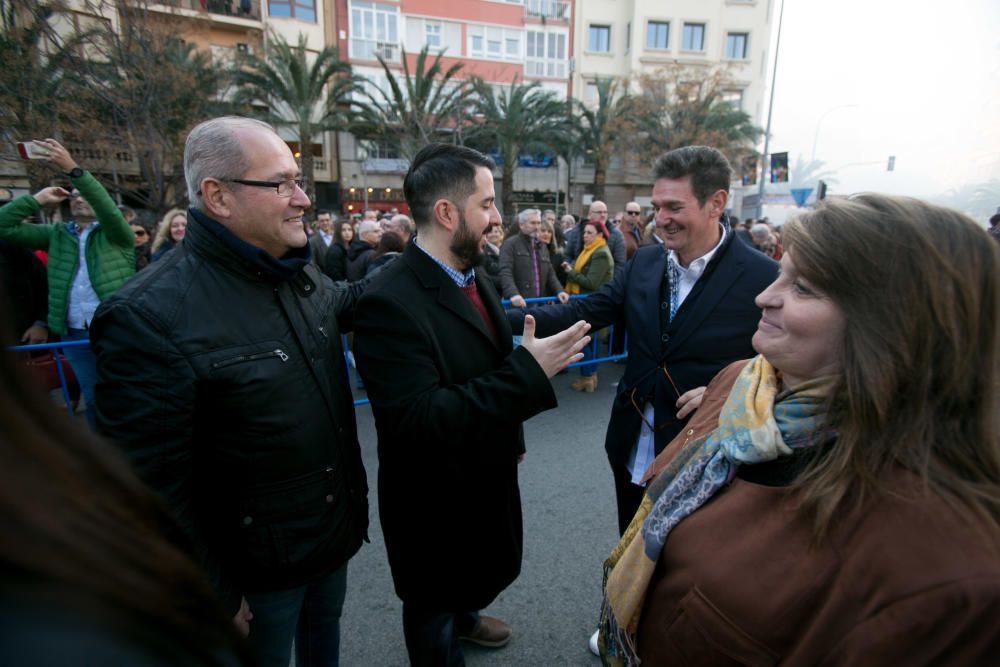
[459,615,513,648]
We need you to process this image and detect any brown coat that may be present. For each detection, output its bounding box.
[635,361,1000,666]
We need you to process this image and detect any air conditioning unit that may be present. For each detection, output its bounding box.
[236,43,252,55]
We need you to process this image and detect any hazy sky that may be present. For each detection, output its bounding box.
[765,0,999,202]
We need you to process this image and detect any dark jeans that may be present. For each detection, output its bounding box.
[63,328,97,429]
[402,604,480,667]
[244,564,348,667]
[611,459,646,536]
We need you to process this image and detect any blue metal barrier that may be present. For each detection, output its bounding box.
[8,294,626,413]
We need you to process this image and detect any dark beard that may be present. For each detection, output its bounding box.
[449,209,486,271]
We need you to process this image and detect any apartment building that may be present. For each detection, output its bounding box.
[336,0,575,216]
[572,0,773,212]
[1,0,342,208]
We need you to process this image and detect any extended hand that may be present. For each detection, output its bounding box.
[36,138,78,173]
[21,323,48,345]
[675,386,706,420]
[510,295,526,308]
[32,186,70,207]
[557,291,569,304]
[233,596,253,637]
[520,314,590,378]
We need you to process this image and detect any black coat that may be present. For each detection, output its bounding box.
[346,239,375,281]
[353,243,556,611]
[508,232,777,466]
[91,212,369,613]
[323,241,349,282]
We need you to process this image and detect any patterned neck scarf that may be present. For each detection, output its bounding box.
[599,356,835,665]
[664,256,681,321]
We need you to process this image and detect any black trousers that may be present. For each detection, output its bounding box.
[401,603,479,667]
[611,458,647,536]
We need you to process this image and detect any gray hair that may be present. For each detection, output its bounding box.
[390,214,414,233]
[357,220,380,237]
[184,116,275,208]
[750,223,770,239]
[517,208,541,226]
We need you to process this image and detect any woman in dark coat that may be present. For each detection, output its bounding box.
[322,219,355,282]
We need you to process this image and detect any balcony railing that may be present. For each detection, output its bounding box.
[526,0,569,20]
[350,39,400,62]
[150,0,262,22]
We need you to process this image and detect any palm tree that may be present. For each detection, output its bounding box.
[350,46,472,162]
[630,67,762,170]
[465,78,574,219]
[233,31,357,203]
[572,77,632,202]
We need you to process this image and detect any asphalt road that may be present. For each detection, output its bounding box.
[339,363,626,666]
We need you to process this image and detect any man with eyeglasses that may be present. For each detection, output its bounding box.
[91,117,371,667]
[564,200,627,276]
[0,138,134,428]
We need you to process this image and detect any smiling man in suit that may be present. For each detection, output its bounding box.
[508,146,778,537]
[353,143,590,666]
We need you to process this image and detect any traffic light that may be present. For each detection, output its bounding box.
[887,156,896,171]
[817,180,827,201]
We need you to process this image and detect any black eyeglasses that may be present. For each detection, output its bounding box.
[626,210,641,215]
[227,178,304,198]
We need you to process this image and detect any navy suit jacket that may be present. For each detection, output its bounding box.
[508,232,778,467]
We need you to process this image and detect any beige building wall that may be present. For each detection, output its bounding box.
[571,0,773,212]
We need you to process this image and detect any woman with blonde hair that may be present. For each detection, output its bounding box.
[151,208,187,262]
[600,194,1000,665]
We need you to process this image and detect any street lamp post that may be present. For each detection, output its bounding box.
[811,104,859,162]
[756,0,785,219]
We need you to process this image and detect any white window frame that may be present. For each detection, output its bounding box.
[525,28,567,79]
[425,21,442,49]
[349,1,400,61]
[467,24,522,62]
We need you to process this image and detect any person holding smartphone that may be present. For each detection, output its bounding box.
[0,138,134,428]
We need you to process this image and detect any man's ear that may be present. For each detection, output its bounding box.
[707,189,728,218]
[201,179,232,220]
[432,198,458,233]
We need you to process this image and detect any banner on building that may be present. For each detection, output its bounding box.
[770,152,789,183]
[741,156,758,186]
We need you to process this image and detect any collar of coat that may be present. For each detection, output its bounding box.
[187,207,311,282]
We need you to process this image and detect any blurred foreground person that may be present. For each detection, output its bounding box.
[0,298,251,666]
[600,194,1000,665]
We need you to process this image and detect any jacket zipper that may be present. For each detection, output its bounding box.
[211,348,289,370]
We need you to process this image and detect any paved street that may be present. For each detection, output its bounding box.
[339,363,625,666]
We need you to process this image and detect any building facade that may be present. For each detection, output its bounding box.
[336,0,575,217]
[571,0,773,214]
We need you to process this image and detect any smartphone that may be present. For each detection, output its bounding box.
[16,141,48,160]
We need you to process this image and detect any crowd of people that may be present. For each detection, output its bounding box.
[1,121,999,667]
